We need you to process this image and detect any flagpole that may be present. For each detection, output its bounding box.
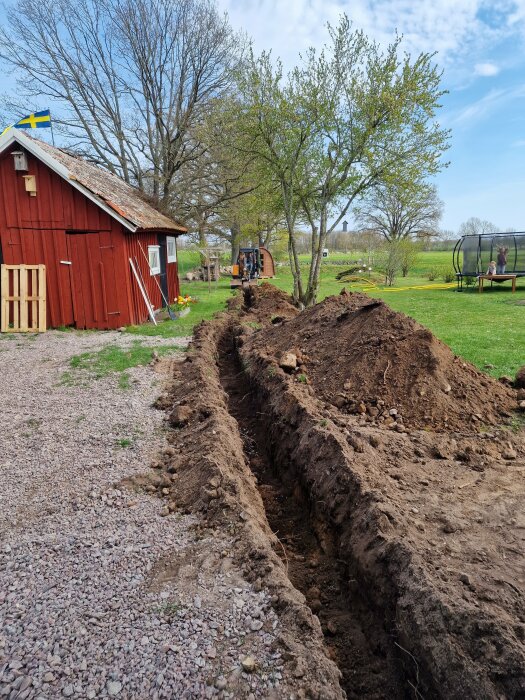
[49,111,55,146]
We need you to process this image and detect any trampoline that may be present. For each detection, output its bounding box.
[453,232,525,289]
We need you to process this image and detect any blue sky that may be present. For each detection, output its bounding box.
[217,0,525,233]
[2,0,525,233]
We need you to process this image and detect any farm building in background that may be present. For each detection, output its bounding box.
[0,131,186,330]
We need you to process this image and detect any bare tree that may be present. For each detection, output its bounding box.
[354,181,443,242]
[168,114,262,259]
[0,0,243,205]
[458,217,499,237]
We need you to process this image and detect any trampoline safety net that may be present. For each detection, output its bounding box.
[453,233,525,278]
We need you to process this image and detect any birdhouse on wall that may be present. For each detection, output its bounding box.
[11,150,28,171]
[22,175,37,196]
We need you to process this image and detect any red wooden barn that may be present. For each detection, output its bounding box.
[0,130,186,330]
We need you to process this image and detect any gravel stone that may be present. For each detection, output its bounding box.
[106,680,122,696]
[0,331,291,699]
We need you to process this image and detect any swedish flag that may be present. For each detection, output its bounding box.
[1,110,52,137]
[14,110,52,129]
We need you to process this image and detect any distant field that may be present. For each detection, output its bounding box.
[128,248,525,379]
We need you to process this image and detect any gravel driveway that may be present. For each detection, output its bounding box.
[0,331,289,699]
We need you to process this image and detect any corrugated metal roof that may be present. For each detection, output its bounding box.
[6,132,186,233]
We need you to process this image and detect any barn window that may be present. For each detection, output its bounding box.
[167,236,177,263]
[148,245,161,275]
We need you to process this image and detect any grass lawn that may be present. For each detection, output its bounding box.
[63,341,185,388]
[125,280,235,338]
[127,249,525,378]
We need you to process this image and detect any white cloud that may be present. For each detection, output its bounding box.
[217,0,525,73]
[474,62,500,76]
[451,84,525,124]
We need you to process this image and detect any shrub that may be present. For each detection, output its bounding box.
[398,239,420,277]
[376,241,404,287]
[442,269,455,283]
[426,267,440,281]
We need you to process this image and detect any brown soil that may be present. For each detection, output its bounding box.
[234,282,299,323]
[218,334,406,699]
[240,286,525,698]
[251,290,516,432]
[148,284,524,699]
[147,316,345,699]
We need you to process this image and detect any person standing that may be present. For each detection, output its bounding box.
[496,246,508,274]
[245,253,253,279]
[239,252,247,279]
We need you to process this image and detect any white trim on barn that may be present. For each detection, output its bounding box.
[0,131,138,233]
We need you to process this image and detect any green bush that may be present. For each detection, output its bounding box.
[426,267,440,281]
[442,269,455,283]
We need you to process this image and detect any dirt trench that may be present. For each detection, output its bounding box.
[160,287,524,699]
[218,333,409,699]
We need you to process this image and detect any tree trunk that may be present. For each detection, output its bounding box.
[261,222,273,249]
[231,220,241,263]
[303,207,328,307]
[281,183,303,306]
[198,222,207,267]
[288,234,303,305]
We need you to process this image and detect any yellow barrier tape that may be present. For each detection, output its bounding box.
[338,276,378,289]
[338,281,456,293]
[381,283,456,292]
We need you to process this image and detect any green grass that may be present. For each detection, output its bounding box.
[66,341,184,383]
[118,372,132,390]
[125,282,234,338]
[124,248,524,379]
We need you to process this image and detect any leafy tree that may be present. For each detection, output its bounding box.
[233,50,314,302]
[234,15,450,306]
[238,181,285,250]
[353,181,443,242]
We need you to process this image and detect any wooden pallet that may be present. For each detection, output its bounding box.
[0,264,47,333]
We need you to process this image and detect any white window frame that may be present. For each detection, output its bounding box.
[148,245,161,275]
[167,236,177,263]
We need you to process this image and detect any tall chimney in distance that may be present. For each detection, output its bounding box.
[342,220,348,233]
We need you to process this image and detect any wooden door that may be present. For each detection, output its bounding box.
[66,232,122,329]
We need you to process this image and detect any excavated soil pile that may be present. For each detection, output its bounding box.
[149,285,524,699]
[254,290,515,431]
[231,281,299,323]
